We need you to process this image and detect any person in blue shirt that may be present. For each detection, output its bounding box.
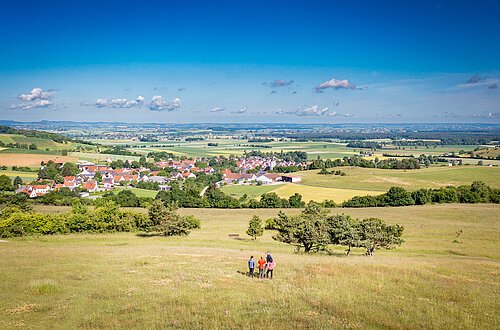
[266,251,273,263]
[248,256,255,277]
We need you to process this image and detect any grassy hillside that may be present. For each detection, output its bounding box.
[1,204,498,328]
[0,129,96,167]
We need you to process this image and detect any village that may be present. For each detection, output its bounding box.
[16,155,304,198]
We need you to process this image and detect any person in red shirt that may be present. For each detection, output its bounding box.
[257,256,266,279]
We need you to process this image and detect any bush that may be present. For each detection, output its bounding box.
[184,215,201,229]
[0,201,156,237]
[265,217,279,230]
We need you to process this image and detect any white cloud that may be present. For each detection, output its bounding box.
[110,96,144,108]
[276,105,334,116]
[149,96,181,111]
[82,96,145,109]
[11,99,52,110]
[231,106,247,114]
[18,87,52,101]
[471,111,499,119]
[210,107,225,112]
[11,87,54,110]
[95,98,108,108]
[316,78,356,91]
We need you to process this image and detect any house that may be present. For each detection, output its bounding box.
[18,185,51,198]
[171,172,184,180]
[82,180,98,193]
[223,172,256,184]
[102,176,114,189]
[79,168,94,178]
[148,176,170,184]
[182,172,196,179]
[281,175,301,183]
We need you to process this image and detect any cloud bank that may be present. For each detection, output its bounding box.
[276,105,336,117]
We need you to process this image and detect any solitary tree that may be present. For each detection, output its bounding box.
[246,215,264,240]
[147,200,193,236]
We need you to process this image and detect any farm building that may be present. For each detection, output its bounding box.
[281,175,301,183]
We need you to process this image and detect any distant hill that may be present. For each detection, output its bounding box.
[0,125,94,145]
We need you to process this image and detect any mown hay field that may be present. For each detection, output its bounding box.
[0,154,78,167]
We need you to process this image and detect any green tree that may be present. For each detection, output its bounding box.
[94,171,102,183]
[115,189,140,207]
[259,192,283,208]
[288,193,305,208]
[54,174,64,184]
[147,200,193,236]
[60,162,79,177]
[470,181,491,202]
[274,204,330,252]
[0,175,13,192]
[358,218,404,256]
[13,176,23,189]
[327,214,362,256]
[384,187,415,206]
[246,215,264,240]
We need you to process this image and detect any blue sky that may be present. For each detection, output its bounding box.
[0,0,499,123]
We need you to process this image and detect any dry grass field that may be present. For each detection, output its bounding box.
[0,154,78,167]
[1,204,499,328]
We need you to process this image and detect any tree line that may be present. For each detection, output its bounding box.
[307,155,422,170]
[342,182,499,207]
[0,199,200,238]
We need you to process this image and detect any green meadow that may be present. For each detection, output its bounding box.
[113,186,158,198]
[297,166,500,191]
[222,166,500,203]
[0,170,38,183]
[0,204,498,328]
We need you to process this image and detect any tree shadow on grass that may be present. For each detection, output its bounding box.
[136,232,162,238]
[233,237,253,242]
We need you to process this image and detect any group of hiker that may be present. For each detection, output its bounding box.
[248,251,276,279]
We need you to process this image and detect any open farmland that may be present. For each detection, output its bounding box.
[1,204,498,328]
[0,133,93,152]
[0,153,78,167]
[221,166,500,203]
[0,170,38,182]
[296,166,500,192]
